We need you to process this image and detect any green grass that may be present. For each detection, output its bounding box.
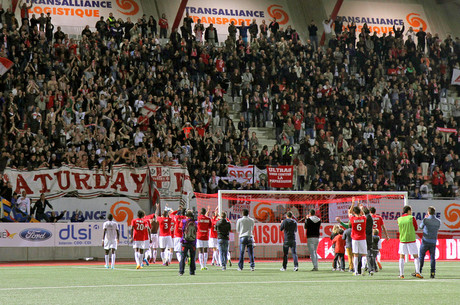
[1,261,460,304]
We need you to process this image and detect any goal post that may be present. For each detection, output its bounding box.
[208,190,408,260]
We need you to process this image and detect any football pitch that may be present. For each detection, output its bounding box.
[1,261,459,305]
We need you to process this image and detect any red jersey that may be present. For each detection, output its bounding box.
[197,215,212,240]
[210,216,218,239]
[332,234,345,253]
[157,216,172,237]
[170,221,175,237]
[171,213,186,238]
[131,218,149,241]
[349,215,366,240]
[371,214,384,238]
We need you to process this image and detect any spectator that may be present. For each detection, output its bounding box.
[159,13,168,38]
[31,193,53,222]
[308,20,319,49]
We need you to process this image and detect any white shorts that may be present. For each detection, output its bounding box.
[399,242,418,256]
[104,239,118,250]
[174,237,182,252]
[132,240,149,250]
[352,239,367,255]
[150,234,159,248]
[159,236,173,249]
[209,238,218,248]
[196,239,209,248]
[378,238,383,250]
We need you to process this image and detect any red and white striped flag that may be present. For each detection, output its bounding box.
[0,57,13,76]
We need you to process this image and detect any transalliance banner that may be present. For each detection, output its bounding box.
[3,164,193,201]
[0,222,130,247]
[452,69,460,85]
[21,0,144,34]
[267,166,293,188]
[410,199,460,232]
[46,197,144,224]
[183,0,292,42]
[227,165,267,184]
[325,1,432,35]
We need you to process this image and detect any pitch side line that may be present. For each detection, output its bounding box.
[2,279,459,291]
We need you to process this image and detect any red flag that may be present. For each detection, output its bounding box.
[267,165,294,188]
[0,57,13,76]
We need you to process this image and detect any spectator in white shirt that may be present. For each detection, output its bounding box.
[17,190,31,216]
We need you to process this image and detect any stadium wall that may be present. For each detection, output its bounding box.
[151,0,458,42]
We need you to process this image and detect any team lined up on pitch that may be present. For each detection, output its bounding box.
[102,198,440,278]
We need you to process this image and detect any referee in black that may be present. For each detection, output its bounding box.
[280,211,299,271]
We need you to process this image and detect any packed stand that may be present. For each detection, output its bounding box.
[0,9,459,201]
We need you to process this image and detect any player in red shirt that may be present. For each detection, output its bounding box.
[168,214,175,264]
[142,212,156,266]
[197,207,212,270]
[209,208,220,266]
[370,206,390,270]
[130,210,151,269]
[348,199,367,276]
[170,207,187,264]
[156,203,173,266]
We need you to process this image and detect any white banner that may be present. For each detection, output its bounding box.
[3,164,193,201]
[325,1,432,36]
[55,222,130,247]
[21,0,145,35]
[452,69,460,86]
[227,165,254,184]
[183,0,292,42]
[45,197,144,223]
[0,223,55,247]
[409,199,460,231]
[0,222,130,247]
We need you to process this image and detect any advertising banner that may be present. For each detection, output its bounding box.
[325,1,432,36]
[250,223,460,260]
[46,197,145,224]
[267,166,293,188]
[3,164,193,202]
[183,0,292,42]
[54,222,130,247]
[0,221,130,247]
[0,223,55,247]
[22,0,145,35]
[409,199,460,231]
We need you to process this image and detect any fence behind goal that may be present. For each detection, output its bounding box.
[195,191,407,260]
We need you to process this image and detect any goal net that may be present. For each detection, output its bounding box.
[196,191,407,260]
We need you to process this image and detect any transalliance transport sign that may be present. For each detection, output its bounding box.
[325,0,432,35]
[23,0,144,33]
[184,0,292,39]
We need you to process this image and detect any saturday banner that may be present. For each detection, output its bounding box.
[3,164,193,201]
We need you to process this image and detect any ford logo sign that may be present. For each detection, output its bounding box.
[19,228,52,242]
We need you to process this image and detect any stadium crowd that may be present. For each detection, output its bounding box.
[0,9,459,204]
